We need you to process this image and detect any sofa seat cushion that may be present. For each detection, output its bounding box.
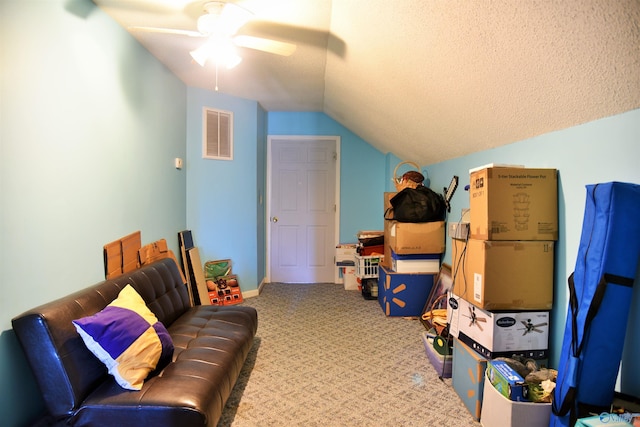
[169,305,258,387]
[169,305,258,354]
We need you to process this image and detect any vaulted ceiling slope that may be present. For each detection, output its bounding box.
[95,0,640,165]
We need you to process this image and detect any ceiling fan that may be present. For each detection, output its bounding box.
[129,1,297,69]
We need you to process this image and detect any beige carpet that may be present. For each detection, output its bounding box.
[216,282,482,427]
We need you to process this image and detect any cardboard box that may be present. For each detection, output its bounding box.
[469,166,558,241]
[421,331,452,378]
[378,265,435,316]
[391,250,440,273]
[452,337,487,421]
[486,360,528,401]
[480,371,551,427]
[452,238,554,310]
[208,285,242,306]
[382,219,393,269]
[447,292,549,359]
[387,220,446,255]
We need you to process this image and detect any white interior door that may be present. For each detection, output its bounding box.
[268,136,339,283]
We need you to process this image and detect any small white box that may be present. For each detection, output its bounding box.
[335,244,357,284]
[480,371,551,427]
[342,266,358,290]
[390,251,440,273]
[336,244,357,259]
[448,292,549,359]
[448,222,470,240]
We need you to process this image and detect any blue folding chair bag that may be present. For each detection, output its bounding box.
[550,182,640,427]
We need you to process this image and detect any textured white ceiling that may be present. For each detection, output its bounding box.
[95,0,640,165]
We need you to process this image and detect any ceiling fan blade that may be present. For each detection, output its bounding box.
[233,35,296,56]
[128,26,204,37]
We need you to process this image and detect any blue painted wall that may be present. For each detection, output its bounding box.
[186,87,263,292]
[1,1,187,425]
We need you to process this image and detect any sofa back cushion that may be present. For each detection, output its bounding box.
[11,259,189,418]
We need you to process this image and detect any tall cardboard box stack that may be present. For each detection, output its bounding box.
[378,192,445,316]
[449,165,558,423]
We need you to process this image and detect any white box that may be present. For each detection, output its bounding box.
[480,371,551,427]
[390,251,440,273]
[335,244,357,284]
[448,292,549,359]
[342,266,358,290]
[336,244,357,260]
[448,221,470,240]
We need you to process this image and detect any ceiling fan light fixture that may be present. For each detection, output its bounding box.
[198,1,252,36]
[190,37,242,69]
[190,44,210,67]
[218,2,253,34]
[197,13,220,34]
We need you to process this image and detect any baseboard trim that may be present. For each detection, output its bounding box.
[243,277,267,299]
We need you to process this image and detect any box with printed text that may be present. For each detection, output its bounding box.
[469,166,558,241]
[486,360,528,401]
[447,292,549,359]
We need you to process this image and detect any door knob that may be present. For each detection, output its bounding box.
[271,216,279,223]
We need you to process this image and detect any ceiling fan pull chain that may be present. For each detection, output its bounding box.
[215,62,219,91]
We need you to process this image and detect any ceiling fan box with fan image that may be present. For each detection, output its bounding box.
[127,1,297,70]
[446,292,550,360]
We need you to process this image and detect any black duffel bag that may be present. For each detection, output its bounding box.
[385,186,446,223]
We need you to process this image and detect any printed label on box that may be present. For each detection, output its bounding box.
[469,167,558,241]
[474,273,482,303]
[488,360,528,401]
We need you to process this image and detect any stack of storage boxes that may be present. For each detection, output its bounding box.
[449,166,558,423]
[378,192,446,316]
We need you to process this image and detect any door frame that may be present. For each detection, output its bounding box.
[265,135,341,283]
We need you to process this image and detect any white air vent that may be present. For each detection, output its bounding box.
[203,107,233,160]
